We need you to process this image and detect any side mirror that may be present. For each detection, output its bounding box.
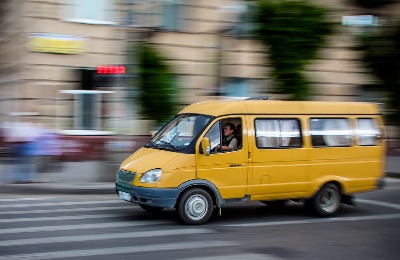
[200,137,211,156]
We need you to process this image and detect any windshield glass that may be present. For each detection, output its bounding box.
[148,114,213,153]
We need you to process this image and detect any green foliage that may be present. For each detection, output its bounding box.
[135,43,178,125]
[253,0,334,100]
[359,21,400,124]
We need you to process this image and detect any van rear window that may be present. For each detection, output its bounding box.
[356,118,381,146]
[310,118,352,147]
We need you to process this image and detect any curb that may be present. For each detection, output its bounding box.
[386,172,400,179]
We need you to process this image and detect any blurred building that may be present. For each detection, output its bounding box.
[0,0,399,136]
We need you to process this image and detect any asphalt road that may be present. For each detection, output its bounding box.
[1,186,400,260]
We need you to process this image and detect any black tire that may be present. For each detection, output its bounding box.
[309,183,341,217]
[177,188,213,225]
[139,204,163,214]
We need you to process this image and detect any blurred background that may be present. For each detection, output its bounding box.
[0,0,399,183]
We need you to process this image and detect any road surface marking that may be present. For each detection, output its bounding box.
[0,213,128,223]
[222,213,400,227]
[356,198,400,210]
[0,221,169,235]
[0,228,214,247]
[0,241,239,260]
[0,200,122,209]
[0,205,128,215]
[0,198,51,202]
[184,254,284,260]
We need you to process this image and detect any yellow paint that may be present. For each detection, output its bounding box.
[120,100,385,201]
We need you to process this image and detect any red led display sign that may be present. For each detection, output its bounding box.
[97,65,126,74]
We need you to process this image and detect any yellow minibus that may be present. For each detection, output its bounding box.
[115,99,385,224]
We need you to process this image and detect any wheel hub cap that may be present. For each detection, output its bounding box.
[320,189,339,213]
[186,195,208,220]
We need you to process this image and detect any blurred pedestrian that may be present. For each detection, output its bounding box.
[1,113,42,183]
[33,125,62,175]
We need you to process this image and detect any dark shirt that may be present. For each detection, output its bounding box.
[222,135,238,150]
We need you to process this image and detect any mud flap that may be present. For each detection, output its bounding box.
[216,202,222,216]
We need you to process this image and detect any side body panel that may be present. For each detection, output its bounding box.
[247,115,310,200]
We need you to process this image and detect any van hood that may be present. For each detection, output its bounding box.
[120,147,182,173]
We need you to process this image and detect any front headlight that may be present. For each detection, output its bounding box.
[140,168,162,183]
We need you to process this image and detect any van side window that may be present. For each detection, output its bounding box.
[255,119,301,148]
[310,118,352,147]
[356,118,381,146]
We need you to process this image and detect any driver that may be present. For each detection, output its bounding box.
[216,123,238,152]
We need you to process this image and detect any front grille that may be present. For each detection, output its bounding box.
[116,169,136,183]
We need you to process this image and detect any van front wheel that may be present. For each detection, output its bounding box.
[309,183,341,216]
[177,188,213,225]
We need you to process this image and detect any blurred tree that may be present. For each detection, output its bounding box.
[134,43,178,125]
[253,0,334,100]
[358,21,400,124]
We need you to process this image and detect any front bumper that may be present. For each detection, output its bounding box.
[115,181,179,209]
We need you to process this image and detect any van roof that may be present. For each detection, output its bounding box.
[179,100,381,116]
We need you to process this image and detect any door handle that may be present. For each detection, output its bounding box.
[230,164,244,167]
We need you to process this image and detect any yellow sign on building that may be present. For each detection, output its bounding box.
[29,33,86,54]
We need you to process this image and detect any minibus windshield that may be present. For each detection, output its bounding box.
[146,114,213,153]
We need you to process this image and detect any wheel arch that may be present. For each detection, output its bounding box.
[175,180,223,208]
[311,179,344,198]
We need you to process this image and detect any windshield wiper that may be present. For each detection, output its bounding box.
[144,141,156,148]
[155,142,180,152]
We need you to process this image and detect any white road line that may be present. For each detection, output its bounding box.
[0,205,128,215]
[184,254,284,260]
[0,213,123,223]
[0,221,169,235]
[0,241,239,260]
[0,198,51,202]
[356,198,400,210]
[0,200,121,209]
[0,228,214,247]
[222,213,400,227]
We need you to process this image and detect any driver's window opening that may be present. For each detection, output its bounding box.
[205,117,243,153]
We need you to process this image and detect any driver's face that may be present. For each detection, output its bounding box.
[223,126,233,136]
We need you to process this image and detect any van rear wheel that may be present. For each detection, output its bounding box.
[177,188,213,225]
[309,183,341,216]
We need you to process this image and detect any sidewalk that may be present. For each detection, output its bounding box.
[0,181,115,195]
[0,159,117,195]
